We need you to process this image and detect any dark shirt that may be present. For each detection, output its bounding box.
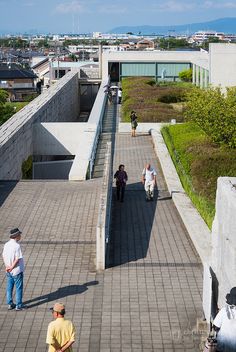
[114,170,128,186]
[130,113,137,123]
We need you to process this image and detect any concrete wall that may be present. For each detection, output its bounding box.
[102,46,236,90]
[209,43,236,88]
[0,71,80,180]
[69,78,108,181]
[102,50,209,78]
[79,67,100,79]
[33,160,73,179]
[33,123,96,156]
[211,177,236,308]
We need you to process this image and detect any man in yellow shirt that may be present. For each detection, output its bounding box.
[46,303,75,352]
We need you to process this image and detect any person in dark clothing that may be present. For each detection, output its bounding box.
[130,111,138,137]
[114,164,128,202]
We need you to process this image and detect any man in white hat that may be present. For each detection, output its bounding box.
[2,228,27,311]
[46,302,75,352]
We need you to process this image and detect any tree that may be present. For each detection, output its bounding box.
[0,89,9,104]
[179,68,192,82]
[158,38,191,50]
[184,86,236,148]
[69,54,78,62]
[0,89,14,126]
[201,37,224,51]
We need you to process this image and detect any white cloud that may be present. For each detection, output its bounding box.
[55,1,84,14]
[23,1,34,6]
[98,4,127,14]
[203,1,236,9]
[152,1,195,12]
[151,0,236,12]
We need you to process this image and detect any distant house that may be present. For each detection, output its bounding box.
[136,39,155,50]
[31,57,49,86]
[0,63,38,101]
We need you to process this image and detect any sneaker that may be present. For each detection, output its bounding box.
[15,305,28,311]
[8,304,16,310]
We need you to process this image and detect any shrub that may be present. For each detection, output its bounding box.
[161,122,236,228]
[0,104,15,125]
[157,88,186,103]
[22,155,33,179]
[184,86,236,148]
[179,68,192,82]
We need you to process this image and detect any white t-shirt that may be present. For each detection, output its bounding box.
[2,239,24,276]
[213,305,236,351]
[142,167,157,182]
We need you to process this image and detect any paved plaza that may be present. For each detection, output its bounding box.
[0,133,203,351]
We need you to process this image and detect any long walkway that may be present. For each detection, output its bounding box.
[106,133,203,351]
[0,108,203,352]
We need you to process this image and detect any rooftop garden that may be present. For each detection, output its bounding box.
[121,77,236,229]
[121,77,192,123]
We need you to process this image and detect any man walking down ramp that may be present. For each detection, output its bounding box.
[142,163,157,201]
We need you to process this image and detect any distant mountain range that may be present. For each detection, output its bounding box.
[109,17,236,35]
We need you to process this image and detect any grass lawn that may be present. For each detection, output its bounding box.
[161,122,236,228]
[121,77,191,123]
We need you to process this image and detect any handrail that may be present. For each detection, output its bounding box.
[96,141,113,271]
[88,95,107,179]
[88,76,110,179]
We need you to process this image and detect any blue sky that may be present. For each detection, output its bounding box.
[0,0,236,34]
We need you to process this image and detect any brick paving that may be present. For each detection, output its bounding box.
[0,134,203,352]
[0,179,101,352]
[105,134,203,351]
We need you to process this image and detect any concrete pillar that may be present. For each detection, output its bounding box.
[192,64,196,85]
[196,65,200,86]
[99,45,103,79]
[200,67,204,88]
[204,69,209,88]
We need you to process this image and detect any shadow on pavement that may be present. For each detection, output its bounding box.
[0,181,18,207]
[107,182,158,267]
[24,281,99,308]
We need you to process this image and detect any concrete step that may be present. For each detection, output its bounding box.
[93,170,104,178]
[94,152,106,160]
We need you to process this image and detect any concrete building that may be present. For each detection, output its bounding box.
[102,49,206,82]
[102,43,236,90]
[49,60,99,82]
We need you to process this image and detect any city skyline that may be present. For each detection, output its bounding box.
[0,0,236,34]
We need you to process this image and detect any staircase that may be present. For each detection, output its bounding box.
[92,100,117,178]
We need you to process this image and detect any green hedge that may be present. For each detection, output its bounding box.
[185,86,236,148]
[161,122,236,228]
